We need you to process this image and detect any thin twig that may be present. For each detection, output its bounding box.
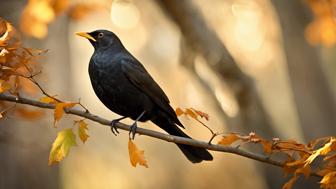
[78,98,90,113]
[13,71,62,103]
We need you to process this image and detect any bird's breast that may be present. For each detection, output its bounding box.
[88,59,154,119]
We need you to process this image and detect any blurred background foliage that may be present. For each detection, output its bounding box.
[0,0,335,189]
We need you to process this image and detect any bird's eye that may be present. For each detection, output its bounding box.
[97,32,104,38]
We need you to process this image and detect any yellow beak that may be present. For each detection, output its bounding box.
[75,32,96,42]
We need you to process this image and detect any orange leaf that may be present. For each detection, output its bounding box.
[77,120,89,143]
[218,134,240,146]
[128,139,148,168]
[0,79,11,93]
[184,108,198,120]
[39,96,57,104]
[0,20,12,45]
[320,171,336,189]
[175,107,184,116]
[53,102,77,127]
[261,140,273,154]
[191,108,209,120]
[295,165,311,178]
[286,158,306,167]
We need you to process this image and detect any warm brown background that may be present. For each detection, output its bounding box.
[0,0,335,189]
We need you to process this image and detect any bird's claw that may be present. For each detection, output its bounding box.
[129,122,138,139]
[110,119,120,136]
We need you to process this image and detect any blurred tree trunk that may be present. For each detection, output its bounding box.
[0,1,71,189]
[271,0,336,141]
[156,0,276,138]
[155,0,284,188]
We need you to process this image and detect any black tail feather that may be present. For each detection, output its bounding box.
[152,117,213,163]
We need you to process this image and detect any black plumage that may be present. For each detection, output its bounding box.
[76,30,213,163]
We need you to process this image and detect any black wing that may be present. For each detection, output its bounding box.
[120,59,183,127]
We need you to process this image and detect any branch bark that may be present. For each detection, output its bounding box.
[0,93,322,178]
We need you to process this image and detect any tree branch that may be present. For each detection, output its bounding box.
[0,93,321,178]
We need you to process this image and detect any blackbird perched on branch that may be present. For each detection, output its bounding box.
[76,30,213,163]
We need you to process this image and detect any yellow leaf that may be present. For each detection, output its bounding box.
[305,137,335,166]
[77,120,89,143]
[218,134,239,146]
[128,139,148,168]
[48,128,77,165]
[320,171,336,189]
[0,79,11,93]
[39,96,57,104]
[54,102,77,127]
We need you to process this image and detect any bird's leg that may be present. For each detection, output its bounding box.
[129,111,146,139]
[110,116,126,136]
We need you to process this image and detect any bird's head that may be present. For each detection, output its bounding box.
[76,30,122,50]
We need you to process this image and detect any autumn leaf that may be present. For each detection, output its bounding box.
[0,19,12,46]
[53,102,77,127]
[176,107,210,122]
[286,158,306,167]
[128,139,148,168]
[305,138,336,166]
[261,140,273,154]
[48,128,77,165]
[39,95,57,104]
[184,108,198,120]
[77,120,89,143]
[295,165,311,178]
[191,108,209,120]
[320,171,336,189]
[218,134,240,146]
[0,80,11,93]
[175,107,184,116]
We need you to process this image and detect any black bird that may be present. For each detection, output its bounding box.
[76,30,213,163]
